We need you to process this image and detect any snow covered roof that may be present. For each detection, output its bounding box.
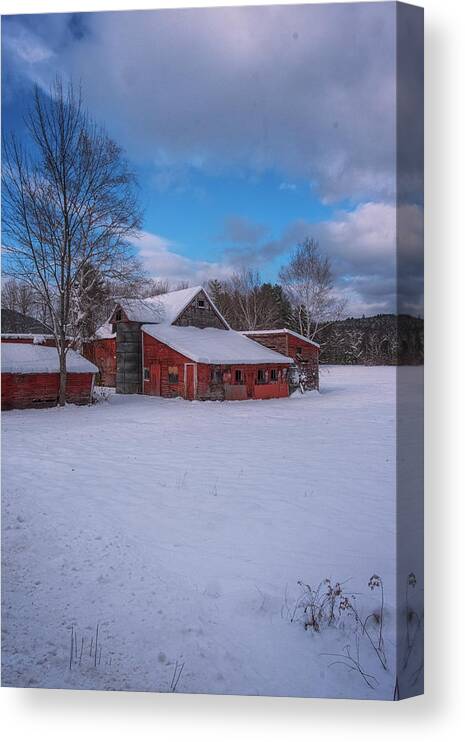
[241,328,320,349]
[114,286,230,328]
[116,297,164,323]
[1,333,54,342]
[142,325,292,365]
[95,323,116,340]
[116,286,201,324]
[1,343,98,375]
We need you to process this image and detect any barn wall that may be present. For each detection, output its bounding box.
[198,363,289,401]
[83,338,116,387]
[143,333,290,401]
[116,321,141,394]
[197,364,227,401]
[143,332,189,398]
[244,331,319,391]
[253,382,289,400]
[173,290,228,330]
[243,333,289,356]
[1,372,94,410]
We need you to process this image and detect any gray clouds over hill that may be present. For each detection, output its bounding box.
[220,202,423,316]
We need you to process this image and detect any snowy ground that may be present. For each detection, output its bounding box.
[1,366,423,699]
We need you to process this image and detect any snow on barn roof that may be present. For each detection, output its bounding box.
[142,325,292,365]
[95,322,116,339]
[116,297,164,323]
[240,328,320,349]
[1,343,98,375]
[114,286,230,328]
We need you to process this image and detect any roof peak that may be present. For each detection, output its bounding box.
[110,285,232,328]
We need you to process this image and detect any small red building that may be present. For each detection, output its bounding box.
[1,342,98,410]
[142,324,291,401]
[241,329,320,390]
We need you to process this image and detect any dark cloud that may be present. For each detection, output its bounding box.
[2,3,406,204]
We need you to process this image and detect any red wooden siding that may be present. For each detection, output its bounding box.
[253,382,289,399]
[82,338,117,387]
[2,372,94,410]
[285,333,319,362]
[243,331,319,390]
[143,333,189,398]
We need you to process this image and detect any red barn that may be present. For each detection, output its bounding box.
[107,286,293,401]
[241,329,320,390]
[1,342,98,410]
[142,324,291,401]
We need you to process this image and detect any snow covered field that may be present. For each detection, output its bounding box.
[1,366,422,699]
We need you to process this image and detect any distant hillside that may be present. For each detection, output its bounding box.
[318,314,423,365]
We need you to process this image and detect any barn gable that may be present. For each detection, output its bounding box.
[172,288,229,330]
[106,286,231,394]
[108,286,229,330]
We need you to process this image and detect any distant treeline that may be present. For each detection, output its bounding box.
[317,314,424,366]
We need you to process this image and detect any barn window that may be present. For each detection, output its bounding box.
[257,369,265,384]
[296,347,302,355]
[115,309,122,322]
[235,369,243,384]
[211,367,222,383]
[270,369,278,381]
[197,298,206,309]
[143,367,150,381]
[168,366,179,384]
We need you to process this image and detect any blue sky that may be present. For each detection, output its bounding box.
[1,4,423,316]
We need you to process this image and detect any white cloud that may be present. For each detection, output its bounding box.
[133,231,233,285]
[222,202,423,315]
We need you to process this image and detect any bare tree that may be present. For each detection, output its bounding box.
[73,263,111,340]
[141,278,171,298]
[219,270,284,330]
[1,278,38,317]
[75,258,153,338]
[174,280,190,291]
[279,238,346,341]
[2,79,142,404]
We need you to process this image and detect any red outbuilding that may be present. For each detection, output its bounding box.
[142,323,291,401]
[241,329,320,390]
[1,342,98,410]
